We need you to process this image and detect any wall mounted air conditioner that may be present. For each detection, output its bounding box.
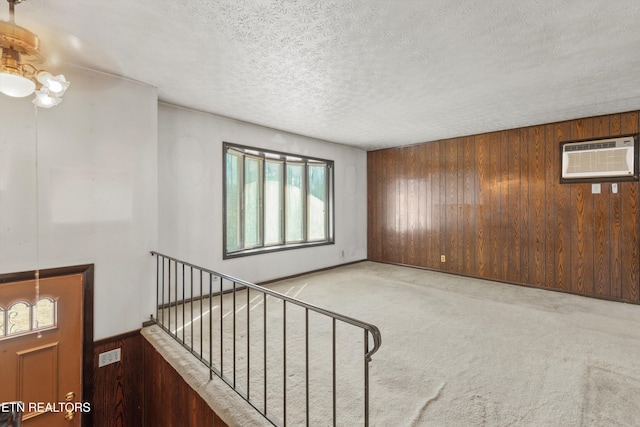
[560,135,638,183]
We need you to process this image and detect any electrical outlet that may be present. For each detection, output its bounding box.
[440,255,446,263]
[98,348,121,367]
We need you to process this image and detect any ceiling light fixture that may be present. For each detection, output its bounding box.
[0,0,69,107]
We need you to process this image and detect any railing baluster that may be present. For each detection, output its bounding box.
[263,292,267,416]
[182,263,185,343]
[174,260,178,338]
[160,256,164,326]
[283,300,287,427]
[364,330,370,427]
[200,270,203,359]
[168,259,171,336]
[247,286,250,399]
[190,266,194,349]
[155,254,159,325]
[220,277,224,377]
[332,318,337,427]
[305,308,309,427]
[233,281,237,388]
[209,273,213,380]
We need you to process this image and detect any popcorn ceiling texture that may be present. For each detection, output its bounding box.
[16,0,640,149]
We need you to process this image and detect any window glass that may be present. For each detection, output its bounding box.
[226,152,242,251]
[264,160,283,245]
[33,298,55,329]
[286,163,304,242]
[308,164,327,240]
[8,302,30,335]
[244,157,262,247]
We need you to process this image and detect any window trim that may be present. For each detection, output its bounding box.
[223,142,335,259]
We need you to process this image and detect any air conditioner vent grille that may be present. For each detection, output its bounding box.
[565,141,617,151]
[560,135,637,182]
[566,149,630,174]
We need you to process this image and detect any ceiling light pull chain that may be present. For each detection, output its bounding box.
[34,103,41,338]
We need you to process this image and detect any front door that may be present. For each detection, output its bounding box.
[0,274,83,426]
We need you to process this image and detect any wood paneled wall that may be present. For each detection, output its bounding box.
[92,331,144,427]
[367,111,640,302]
[143,339,228,427]
[89,331,226,427]
[91,332,229,426]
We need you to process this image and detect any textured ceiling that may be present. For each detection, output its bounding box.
[9,0,640,150]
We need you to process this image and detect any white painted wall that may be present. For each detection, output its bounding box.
[0,71,366,339]
[158,103,367,283]
[0,66,158,340]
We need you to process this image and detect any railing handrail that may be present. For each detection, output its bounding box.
[150,251,382,360]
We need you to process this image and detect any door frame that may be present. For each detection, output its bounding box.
[0,264,94,427]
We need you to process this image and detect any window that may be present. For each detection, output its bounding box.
[0,297,57,340]
[224,143,334,257]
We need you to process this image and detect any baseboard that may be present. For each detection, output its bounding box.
[257,259,367,285]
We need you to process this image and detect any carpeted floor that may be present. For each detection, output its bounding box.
[144,261,640,426]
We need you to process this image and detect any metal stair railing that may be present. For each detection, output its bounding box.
[149,251,382,427]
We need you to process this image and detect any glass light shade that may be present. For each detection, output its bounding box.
[0,72,36,97]
[32,88,61,108]
[36,72,69,96]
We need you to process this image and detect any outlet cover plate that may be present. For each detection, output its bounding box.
[98,348,121,367]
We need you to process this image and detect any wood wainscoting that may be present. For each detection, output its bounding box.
[367,111,640,303]
[143,338,228,427]
[92,331,144,426]
[91,331,228,426]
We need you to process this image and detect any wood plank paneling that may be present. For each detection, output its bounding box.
[367,151,378,261]
[143,339,223,427]
[528,126,545,286]
[507,129,522,283]
[476,134,489,277]
[424,142,439,269]
[397,147,409,265]
[367,111,640,303]
[433,142,447,268]
[456,138,465,273]
[446,138,459,272]
[383,150,395,263]
[609,114,623,298]
[407,145,419,265]
[488,132,501,279]
[462,137,475,274]
[93,332,231,426]
[570,118,595,295]
[592,116,611,297]
[620,112,640,301]
[418,144,429,268]
[93,331,144,427]
[499,131,510,281]
[553,121,572,291]
[519,128,530,284]
[543,124,556,289]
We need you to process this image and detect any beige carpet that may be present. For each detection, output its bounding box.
[144,261,640,426]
